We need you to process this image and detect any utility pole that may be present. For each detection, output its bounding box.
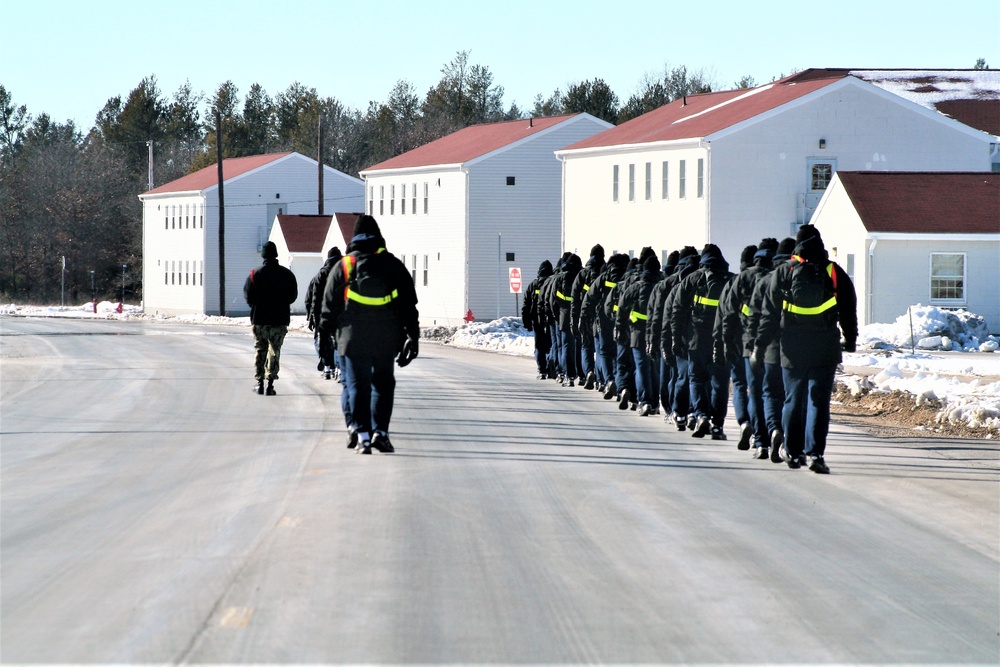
[146,140,154,191]
[317,117,324,215]
[61,256,66,307]
[215,110,226,316]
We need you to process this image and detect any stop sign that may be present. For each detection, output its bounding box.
[509,267,522,294]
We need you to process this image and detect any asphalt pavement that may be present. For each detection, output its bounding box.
[1,316,997,664]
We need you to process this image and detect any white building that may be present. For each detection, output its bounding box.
[811,171,999,332]
[138,152,364,315]
[359,113,613,326]
[556,69,998,267]
[268,212,359,314]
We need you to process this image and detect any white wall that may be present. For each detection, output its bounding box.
[142,194,208,315]
[363,169,468,326]
[810,179,872,323]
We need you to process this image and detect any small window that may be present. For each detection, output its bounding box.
[368,187,373,215]
[661,161,669,199]
[390,185,395,215]
[679,160,687,199]
[506,176,515,186]
[628,164,635,202]
[811,163,834,191]
[423,182,429,214]
[379,185,385,215]
[401,183,407,215]
[412,182,417,213]
[930,253,966,303]
[165,215,168,230]
[506,252,515,261]
[423,255,429,286]
[612,165,619,202]
[846,254,855,281]
[644,162,651,201]
[697,158,704,198]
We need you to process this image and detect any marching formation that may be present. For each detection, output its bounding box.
[522,224,858,474]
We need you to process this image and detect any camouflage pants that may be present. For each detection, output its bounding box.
[253,324,288,381]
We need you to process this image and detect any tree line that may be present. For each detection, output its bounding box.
[1,53,988,304]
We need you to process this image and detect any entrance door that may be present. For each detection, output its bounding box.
[805,157,837,222]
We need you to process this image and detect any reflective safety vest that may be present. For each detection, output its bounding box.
[342,251,398,306]
[783,259,837,315]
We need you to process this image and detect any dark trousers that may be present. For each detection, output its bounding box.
[730,357,749,426]
[631,347,654,406]
[549,325,562,375]
[763,362,785,436]
[314,331,336,369]
[745,357,768,443]
[615,341,635,397]
[559,330,577,380]
[533,327,551,374]
[781,364,836,459]
[673,354,691,417]
[579,333,595,380]
[341,351,396,436]
[596,330,616,385]
[660,354,676,413]
[689,347,729,426]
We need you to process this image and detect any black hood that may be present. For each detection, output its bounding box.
[537,260,554,279]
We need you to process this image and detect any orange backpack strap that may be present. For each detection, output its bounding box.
[341,256,355,303]
[249,269,255,285]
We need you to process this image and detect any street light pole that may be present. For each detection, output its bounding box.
[90,270,96,313]
[121,264,127,305]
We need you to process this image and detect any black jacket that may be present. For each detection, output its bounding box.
[669,256,733,354]
[522,261,554,332]
[659,258,699,353]
[243,258,298,326]
[571,256,605,339]
[319,238,418,357]
[553,255,582,333]
[756,244,858,369]
[305,255,340,329]
[618,264,661,349]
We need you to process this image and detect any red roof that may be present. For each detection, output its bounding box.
[334,212,363,245]
[836,172,1000,234]
[563,71,850,150]
[363,115,580,171]
[276,214,334,253]
[145,152,293,195]
[935,99,1000,136]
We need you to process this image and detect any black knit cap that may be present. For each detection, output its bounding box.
[665,250,680,267]
[643,254,661,272]
[740,244,759,269]
[327,247,342,259]
[776,237,796,255]
[352,214,382,241]
[700,243,723,259]
[796,223,821,244]
[639,246,655,262]
[261,241,278,259]
[758,237,779,252]
[590,244,605,259]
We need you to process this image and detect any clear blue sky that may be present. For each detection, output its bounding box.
[4,0,998,131]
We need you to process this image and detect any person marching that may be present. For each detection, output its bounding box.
[753,224,857,473]
[319,215,419,455]
[715,244,758,453]
[244,241,298,396]
[586,252,629,398]
[522,260,554,379]
[306,246,343,380]
[647,250,679,419]
[660,247,700,430]
[619,253,662,416]
[553,253,583,386]
[572,244,606,389]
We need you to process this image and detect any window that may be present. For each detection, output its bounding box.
[165,214,168,230]
[368,187,373,215]
[199,206,204,228]
[390,185,395,215]
[697,158,704,198]
[423,182,429,214]
[412,182,417,213]
[930,253,966,302]
[171,261,175,285]
[679,160,687,198]
[185,205,190,228]
[644,162,652,201]
[846,254,855,282]
[199,261,203,286]
[811,162,834,191]
[379,185,384,215]
[506,176,516,186]
[423,255,429,286]
[185,261,189,285]
[401,184,406,215]
[612,165,619,202]
[628,164,635,201]
[661,161,669,199]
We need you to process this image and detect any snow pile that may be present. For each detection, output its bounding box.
[448,317,534,356]
[860,305,996,352]
[2,301,144,318]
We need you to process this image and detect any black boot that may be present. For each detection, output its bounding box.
[265,379,276,396]
[253,380,264,395]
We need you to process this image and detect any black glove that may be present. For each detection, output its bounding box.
[662,347,674,364]
[397,336,419,367]
[843,338,857,353]
[672,342,684,360]
[749,347,764,375]
[307,320,315,332]
[524,321,533,332]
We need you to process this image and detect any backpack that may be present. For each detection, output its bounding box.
[341,252,398,311]
[691,270,728,330]
[783,257,837,326]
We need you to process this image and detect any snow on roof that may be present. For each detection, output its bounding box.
[362,114,581,172]
[143,152,293,195]
[836,171,1000,235]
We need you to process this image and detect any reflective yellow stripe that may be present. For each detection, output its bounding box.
[613,304,619,312]
[741,303,752,316]
[347,288,398,306]
[535,289,540,295]
[582,284,590,291]
[605,281,617,288]
[629,310,648,323]
[784,296,837,315]
[694,295,720,307]
[556,290,572,302]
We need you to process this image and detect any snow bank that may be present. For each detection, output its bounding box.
[448,317,534,356]
[860,305,996,352]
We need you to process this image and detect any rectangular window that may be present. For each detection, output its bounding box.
[379,185,384,215]
[846,253,855,281]
[697,158,704,198]
[423,255,429,286]
[401,184,406,215]
[200,261,203,286]
[628,164,635,201]
[661,161,669,199]
[165,215,168,230]
[644,162,652,201]
[171,261,175,285]
[200,206,204,228]
[185,205,190,228]
[423,182,429,214]
[185,261,189,285]
[679,160,687,199]
[612,165,619,202]
[506,176,516,186]
[412,182,417,213]
[390,185,395,215]
[368,187,373,215]
[811,163,834,191]
[930,253,966,302]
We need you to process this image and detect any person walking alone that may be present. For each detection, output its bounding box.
[244,241,298,396]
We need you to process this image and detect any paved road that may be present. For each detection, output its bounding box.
[1,316,997,664]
